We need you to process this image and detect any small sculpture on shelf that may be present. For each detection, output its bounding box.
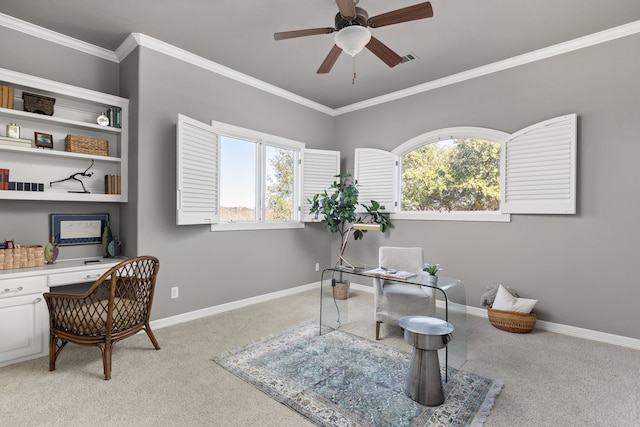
[44,236,59,264]
[49,160,94,193]
[102,220,112,257]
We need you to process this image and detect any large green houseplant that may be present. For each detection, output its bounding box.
[309,173,391,297]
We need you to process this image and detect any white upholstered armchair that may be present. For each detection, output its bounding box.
[374,246,436,340]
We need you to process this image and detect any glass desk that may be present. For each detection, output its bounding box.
[320,267,467,377]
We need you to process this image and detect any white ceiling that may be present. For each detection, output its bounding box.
[2,0,640,109]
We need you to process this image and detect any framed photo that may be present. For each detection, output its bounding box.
[50,213,109,246]
[35,132,54,149]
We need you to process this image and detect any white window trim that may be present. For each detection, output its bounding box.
[211,120,305,231]
[356,127,511,222]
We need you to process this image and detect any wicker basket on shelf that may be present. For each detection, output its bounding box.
[488,307,537,333]
[65,134,109,156]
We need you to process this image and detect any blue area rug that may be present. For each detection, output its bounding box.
[214,320,503,427]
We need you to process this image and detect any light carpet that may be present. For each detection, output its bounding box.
[214,320,503,427]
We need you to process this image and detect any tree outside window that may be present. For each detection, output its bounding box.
[401,138,500,212]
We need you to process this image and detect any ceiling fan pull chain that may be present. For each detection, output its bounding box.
[352,55,357,84]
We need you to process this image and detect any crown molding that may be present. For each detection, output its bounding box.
[2,13,639,116]
[118,33,335,116]
[0,12,118,63]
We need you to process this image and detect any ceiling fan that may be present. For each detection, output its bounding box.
[274,0,433,74]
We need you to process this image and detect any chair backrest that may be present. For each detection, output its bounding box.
[379,246,424,274]
[47,256,160,337]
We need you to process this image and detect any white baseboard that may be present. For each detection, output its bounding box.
[151,282,320,330]
[151,281,640,351]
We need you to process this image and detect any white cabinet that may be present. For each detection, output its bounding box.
[0,276,48,367]
[0,67,128,202]
[0,258,122,367]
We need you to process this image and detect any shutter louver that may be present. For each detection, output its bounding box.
[501,114,577,214]
[301,149,340,222]
[354,148,397,213]
[176,114,220,225]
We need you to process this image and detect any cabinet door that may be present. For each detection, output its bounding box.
[0,293,48,366]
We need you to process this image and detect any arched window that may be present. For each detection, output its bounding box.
[402,138,501,211]
[394,127,509,222]
[355,116,577,222]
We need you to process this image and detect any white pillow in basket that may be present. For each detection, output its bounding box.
[492,284,537,314]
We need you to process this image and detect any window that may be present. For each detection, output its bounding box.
[210,121,303,230]
[219,135,297,223]
[355,115,577,222]
[176,114,340,230]
[401,138,501,212]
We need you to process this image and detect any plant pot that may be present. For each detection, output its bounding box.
[333,281,350,300]
[428,275,438,284]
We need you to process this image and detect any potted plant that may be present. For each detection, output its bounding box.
[309,173,391,298]
[423,263,442,284]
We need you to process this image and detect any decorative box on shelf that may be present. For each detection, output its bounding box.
[65,134,109,156]
[22,92,55,116]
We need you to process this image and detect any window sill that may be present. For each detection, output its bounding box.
[392,211,511,222]
[209,221,305,232]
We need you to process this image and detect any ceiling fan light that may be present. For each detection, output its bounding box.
[335,25,371,56]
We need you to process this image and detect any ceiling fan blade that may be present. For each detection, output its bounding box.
[317,45,343,74]
[274,27,335,41]
[335,0,356,18]
[366,36,402,68]
[368,2,433,28]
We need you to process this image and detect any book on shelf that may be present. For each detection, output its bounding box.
[0,136,32,147]
[0,168,9,190]
[0,85,13,109]
[363,267,417,280]
[104,174,121,194]
[106,106,122,128]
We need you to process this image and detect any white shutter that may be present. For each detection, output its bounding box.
[176,114,220,225]
[354,148,398,213]
[501,114,577,214]
[301,149,340,222]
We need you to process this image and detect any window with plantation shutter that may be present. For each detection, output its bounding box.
[301,149,340,222]
[177,114,339,229]
[354,148,398,213]
[176,114,219,225]
[500,114,577,214]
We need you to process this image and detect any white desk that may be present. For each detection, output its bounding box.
[0,257,123,367]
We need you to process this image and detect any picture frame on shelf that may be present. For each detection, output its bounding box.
[34,132,53,149]
[50,213,109,246]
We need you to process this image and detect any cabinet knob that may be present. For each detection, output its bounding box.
[84,274,101,280]
[33,297,42,304]
[1,286,24,294]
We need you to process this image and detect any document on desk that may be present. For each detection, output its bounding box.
[363,268,417,280]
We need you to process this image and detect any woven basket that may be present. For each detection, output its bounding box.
[65,134,109,156]
[488,307,537,333]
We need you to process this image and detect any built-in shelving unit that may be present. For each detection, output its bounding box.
[0,67,128,202]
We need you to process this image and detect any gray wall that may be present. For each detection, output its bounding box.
[341,33,640,339]
[124,47,334,319]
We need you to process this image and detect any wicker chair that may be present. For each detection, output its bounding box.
[44,255,160,380]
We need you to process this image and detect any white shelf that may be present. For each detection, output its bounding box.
[0,143,121,163]
[0,106,122,135]
[0,67,128,203]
